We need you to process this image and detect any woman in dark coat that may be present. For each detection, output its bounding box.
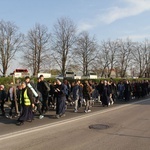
[101,80,110,107]
[16,82,34,126]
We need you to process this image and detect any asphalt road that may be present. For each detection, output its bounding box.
[0,97,150,150]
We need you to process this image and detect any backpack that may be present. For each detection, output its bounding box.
[44,81,50,92]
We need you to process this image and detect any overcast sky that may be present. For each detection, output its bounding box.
[1,0,150,72]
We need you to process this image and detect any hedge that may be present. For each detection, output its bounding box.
[0,76,149,90]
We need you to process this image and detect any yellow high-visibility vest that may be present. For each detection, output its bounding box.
[23,89,31,106]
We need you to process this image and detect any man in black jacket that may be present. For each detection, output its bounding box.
[37,75,50,114]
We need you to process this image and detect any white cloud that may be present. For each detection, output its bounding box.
[121,34,150,41]
[78,0,150,32]
[101,0,150,24]
[77,22,95,33]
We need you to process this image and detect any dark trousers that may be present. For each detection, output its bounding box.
[36,103,43,115]
[124,91,131,101]
[18,105,34,122]
[9,101,17,116]
[48,95,53,107]
[41,94,49,112]
[56,97,66,115]
[0,101,5,115]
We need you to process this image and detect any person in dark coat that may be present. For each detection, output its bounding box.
[55,79,66,118]
[83,80,93,113]
[37,75,50,114]
[0,85,7,116]
[97,81,104,103]
[101,80,110,107]
[50,81,57,110]
[124,80,131,101]
[16,82,34,126]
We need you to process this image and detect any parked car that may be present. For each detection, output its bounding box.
[56,74,64,80]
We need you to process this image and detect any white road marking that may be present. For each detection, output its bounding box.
[0,98,149,141]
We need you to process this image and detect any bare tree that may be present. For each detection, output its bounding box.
[98,40,111,77]
[0,20,23,76]
[131,40,150,78]
[146,44,150,78]
[116,39,133,78]
[51,17,77,76]
[23,23,51,76]
[73,31,98,76]
[96,39,133,78]
[107,40,118,77]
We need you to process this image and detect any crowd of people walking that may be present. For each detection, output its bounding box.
[0,75,150,126]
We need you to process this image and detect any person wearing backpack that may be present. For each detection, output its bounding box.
[37,75,50,114]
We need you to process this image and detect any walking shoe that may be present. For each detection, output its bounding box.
[74,110,78,113]
[5,115,9,118]
[111,101,114,105]
[27,119,32,122]
[87,110,91,112]
[53,106,56,110]
[17,113,20,117]
[14,114,18,118]
[60,114,66,117]
[44,110,48,114]
[84,110,88,113]
[9,116,13,119]
[16,122,24,126]
[39,115,44,119]
[56,115,60,119]
[65,105,67,110]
